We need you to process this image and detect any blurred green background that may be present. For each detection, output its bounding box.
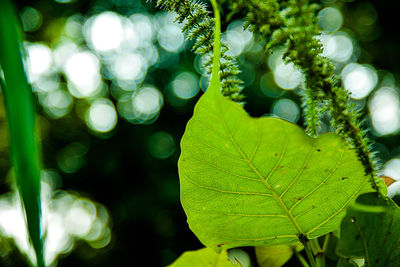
[1,0,400,266]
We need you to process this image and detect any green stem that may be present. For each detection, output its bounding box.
[310,239,321,253]
[0,1,44,266]
[322,234,330,253]
[315,254,325,267]
[295,249,310,267]
[303,240,317,267]
[312,236,329,267]
[209,0,222,92]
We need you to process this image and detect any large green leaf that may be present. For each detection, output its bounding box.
[178,84,371,250]
[168,248,238,267]
[337,193,400,266]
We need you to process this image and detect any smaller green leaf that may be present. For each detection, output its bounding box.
[168,248,240,267]
[255,244,302,267]
[227,249,250,267]
[337,193,400,266]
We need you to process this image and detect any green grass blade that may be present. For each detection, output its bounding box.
[0,0,45,266]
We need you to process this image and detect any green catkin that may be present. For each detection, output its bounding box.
[225,0,384,193]
[156,0,244,101]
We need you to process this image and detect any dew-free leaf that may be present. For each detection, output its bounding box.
[255,244,302,267]
[168,248,238,267]
[178,83,371,250]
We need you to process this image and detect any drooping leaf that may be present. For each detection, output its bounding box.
[255,244,302,267]
[168,248,239,267]
[178,81,372,250]
[337,193,400,266]
[0,1,44,266]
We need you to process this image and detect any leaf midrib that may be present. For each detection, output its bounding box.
[229,132,304,235]
[218,106,305,236]
[206,93,367,240]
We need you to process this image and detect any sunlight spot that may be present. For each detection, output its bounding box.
[65,200,96,237]
[342,63,377,99]
[43,89,73,119]
[274,62,303,90]
[369,87,400,135]
[118,86,163,124]
[52,38,79,71]
[32,74,60,93]
[268,49,303,90]
[130,13,154,42]
[86,99,118,133]
[388,181,400,198]
[158,24,184,52]
[120,18,139,51]
[111,53,147,81]
[65,51,101,98]
[171,72,199,99]
[86,12,124,53]
[272,99,300,123]
[382,158,400,181]
[0,172,112,265]
[318,7,343,32]
[224,20,253,56]
[26,43,53,82]
[319,32,353,62]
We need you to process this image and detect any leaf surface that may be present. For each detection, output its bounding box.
[337,193,400,266]
[255,244,302,267]
[168,248,238,267]
[178,84,371,250]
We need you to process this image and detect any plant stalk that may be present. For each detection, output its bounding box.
[303,240,317,267]
[209,0,222,92]
[295,249,310,267]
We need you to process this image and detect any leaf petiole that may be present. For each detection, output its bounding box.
[294,249,310,267]
[303,239,318,267]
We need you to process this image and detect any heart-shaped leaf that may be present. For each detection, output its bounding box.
[178,86,371,250]
[337,193,400,266]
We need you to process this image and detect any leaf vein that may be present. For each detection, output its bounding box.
[249,121,262,162]
[279,142,316,198]
[185,208,287,218]
[183,173,274,197]
[306,178,367,235]
[189,133,247,161]
[227,234,298,241]
[289,146,345,213]
[187,156,262,182]
[219,118,304,235]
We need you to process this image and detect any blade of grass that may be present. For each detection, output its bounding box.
[0,0,45,266]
